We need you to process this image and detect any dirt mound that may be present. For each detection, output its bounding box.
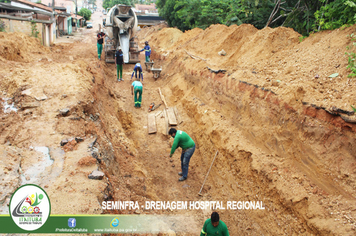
[168,27,204,50]
[242,26,300,58]
[148,28,183,50]
[0,32,48,62]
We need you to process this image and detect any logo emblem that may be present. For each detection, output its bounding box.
[68,218,76,228]
[9,184,51,231]
[111,217,119,227]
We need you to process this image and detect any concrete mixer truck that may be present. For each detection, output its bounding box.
[104,5,140,64]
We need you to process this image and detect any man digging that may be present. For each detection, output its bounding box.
[169,128,196,181]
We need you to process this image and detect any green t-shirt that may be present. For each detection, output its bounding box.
[170,130,195,155]
[200,219,229,236]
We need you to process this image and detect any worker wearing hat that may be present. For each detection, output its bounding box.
[131,63,143,81]
[140,41,151,62]
[115,46,124,81]
[97,29,105,60]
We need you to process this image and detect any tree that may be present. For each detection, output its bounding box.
[314,0,356,30]
[78,8,92,21]
[156,0,356,35]
[102,0,134,10]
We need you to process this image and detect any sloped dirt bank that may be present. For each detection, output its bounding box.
[133,23,356,234]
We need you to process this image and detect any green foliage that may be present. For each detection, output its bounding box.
[0,19,5,32]
[102,0,134,10]
[157,0,250,31]
[156,0,356,35]
[346,33,356,77]
[0,0,11,2]
[351,105,356,112]
[298,35,307,42]
[30,20,39,38]
[78,8,92,21]
[314,0,356,31]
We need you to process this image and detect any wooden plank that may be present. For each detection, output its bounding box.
[173,106,183,125]
[158,87,168,108]
[167,107,177,126]
[147,113,157,134]
[164,108,169,135]
[155,110,163,117]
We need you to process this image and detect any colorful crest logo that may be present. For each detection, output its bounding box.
[9,184,51,231]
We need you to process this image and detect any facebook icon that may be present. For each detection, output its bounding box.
[68,218,76,228]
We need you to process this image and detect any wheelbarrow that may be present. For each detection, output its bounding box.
[151,66,162,79]
[145,61,154,71]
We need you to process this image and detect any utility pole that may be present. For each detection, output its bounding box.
[75,0,78,31]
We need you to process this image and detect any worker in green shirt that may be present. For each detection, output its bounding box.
[131,80,143,107]
[169,128,195,181]
[200,212,230,236]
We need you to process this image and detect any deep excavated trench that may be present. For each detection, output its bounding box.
[84,44,356,234]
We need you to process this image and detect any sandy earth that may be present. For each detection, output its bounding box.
[1,2,356,235]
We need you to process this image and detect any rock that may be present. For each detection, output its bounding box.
[170,159,173,162]
[182,184,190,188]
[172,164,175,167]
[88,170,105,180]
[62,94,67,98]
[59,108,70,116]
[69,56,74,61]
[271,80,280,87]
[218,49,226,56]
[20,102,40,110]
[60,139,69,146]
[134,209,141,214]
[35,95,48,101]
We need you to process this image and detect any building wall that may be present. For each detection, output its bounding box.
[67,17,72,34]
[2,19,43,40]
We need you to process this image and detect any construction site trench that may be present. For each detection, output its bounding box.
[1,9,356,235]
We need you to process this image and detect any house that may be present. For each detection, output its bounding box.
[55,8,71,36]
[0,0,55,46]
[134,3,158,14]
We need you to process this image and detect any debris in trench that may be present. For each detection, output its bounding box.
[328,73,339,78]
[59,108,70,116]
[88,170,105,180]
[184,49,207,61]
[89,137,98,149]
[20,102,40,110]
[89,113,100,121]
[60,139,69,146]
[206,67,227,74]
[75,137,84,143]
[218,49,226,56]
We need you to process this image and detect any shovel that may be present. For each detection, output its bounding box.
[198,150,219,196]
